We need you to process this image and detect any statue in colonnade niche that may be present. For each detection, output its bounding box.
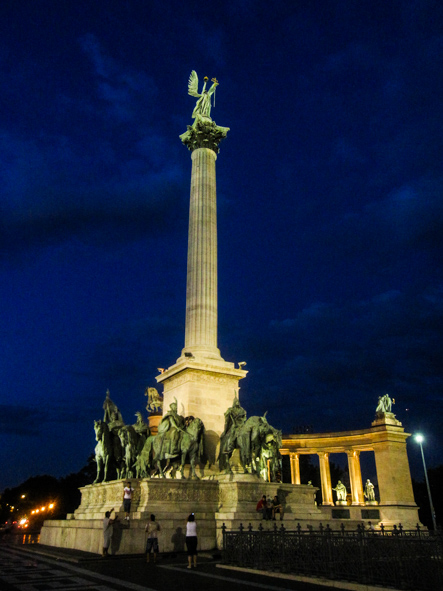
[364,479,376,503]
[375,393,395,415]
[332,480,347,503]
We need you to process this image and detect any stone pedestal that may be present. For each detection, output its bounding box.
[147,413,161,435]
[156,359,246,469]
[40,478,324,555]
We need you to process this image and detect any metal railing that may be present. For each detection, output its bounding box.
[222,523,443,590]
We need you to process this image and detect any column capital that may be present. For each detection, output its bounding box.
[180,118,230,154]
[346,449,360,458]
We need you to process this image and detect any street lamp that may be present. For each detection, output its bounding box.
[414,434,437,532]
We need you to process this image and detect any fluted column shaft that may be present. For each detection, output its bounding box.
[290,453,301,485]
[184,148,221,358]
[318,452,334,505]
[347,450,365,505]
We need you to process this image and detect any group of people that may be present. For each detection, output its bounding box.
[256,494,284,521]
[102,481,198,567]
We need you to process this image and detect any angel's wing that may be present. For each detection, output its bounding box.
[188,70,200,97]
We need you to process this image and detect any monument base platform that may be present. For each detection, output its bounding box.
[40,478,422,556]
[41,477,321,555]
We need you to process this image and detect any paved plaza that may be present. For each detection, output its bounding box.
[0,541,362,591]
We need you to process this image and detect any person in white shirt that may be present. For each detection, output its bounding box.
[145,514,161,563]
[185,513,198,568]
[123,482,134,521]
[102,508,118,556]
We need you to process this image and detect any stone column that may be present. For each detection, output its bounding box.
[290,453,301,485]
[373,439,416,505]
[347,450,365,505]
[318,452,334,505]
[183,147,220,359]
[156,118,247,473]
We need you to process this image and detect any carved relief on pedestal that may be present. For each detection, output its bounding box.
[164,370,238,390]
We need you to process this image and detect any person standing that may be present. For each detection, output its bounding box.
[102,508,118,557]
[185,513,198,568]
[145,514,161,563]
[123,481,134,521]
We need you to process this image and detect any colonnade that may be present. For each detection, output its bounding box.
[281,415,417,508]
[289,449,364,505]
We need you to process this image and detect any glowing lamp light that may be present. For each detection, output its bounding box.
[19,519,27,526]
[49,503,54,509]
[41,507,46,511]
[36,509,39,513]
[414,433,437,531]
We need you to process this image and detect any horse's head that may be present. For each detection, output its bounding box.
[117,426,128,444]
[185,416,204,436]
[94,420,105,440]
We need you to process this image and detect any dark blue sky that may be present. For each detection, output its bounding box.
[1,0,442,490]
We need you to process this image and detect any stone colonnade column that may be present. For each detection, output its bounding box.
[347,450,365,505]
[318,452,334,505]
[184,147,220,359]
[290,453,300,485]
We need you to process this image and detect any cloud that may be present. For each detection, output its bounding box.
[239,286,443,409]
[79,34,158,123]
[0,403,91,436]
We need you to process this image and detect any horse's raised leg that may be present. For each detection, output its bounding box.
[190,457,200,480]
[94,459,102,484]
[103,457,109,482]
[157,460,165,478]
[179,454,186,479]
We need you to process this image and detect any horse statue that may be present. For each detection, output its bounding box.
[133,411,150,455]
[146,416,204,479]
[236,413,271,475]
[218,411,282,481]
[145,387,163,414]
[134,433,156,478]
[257,426,282,482]
[118,425,139,479]
[93,420,113,483]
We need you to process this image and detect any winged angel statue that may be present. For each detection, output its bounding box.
[188,70,219,120]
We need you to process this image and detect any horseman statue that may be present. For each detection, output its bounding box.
[218,397,282,481]
[156,399,186,459]
[219,395,247,472]
[103,389,124,427]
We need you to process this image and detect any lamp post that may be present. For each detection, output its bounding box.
[414,434,437,532]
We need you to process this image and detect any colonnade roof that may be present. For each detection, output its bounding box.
[281,418,410,454]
